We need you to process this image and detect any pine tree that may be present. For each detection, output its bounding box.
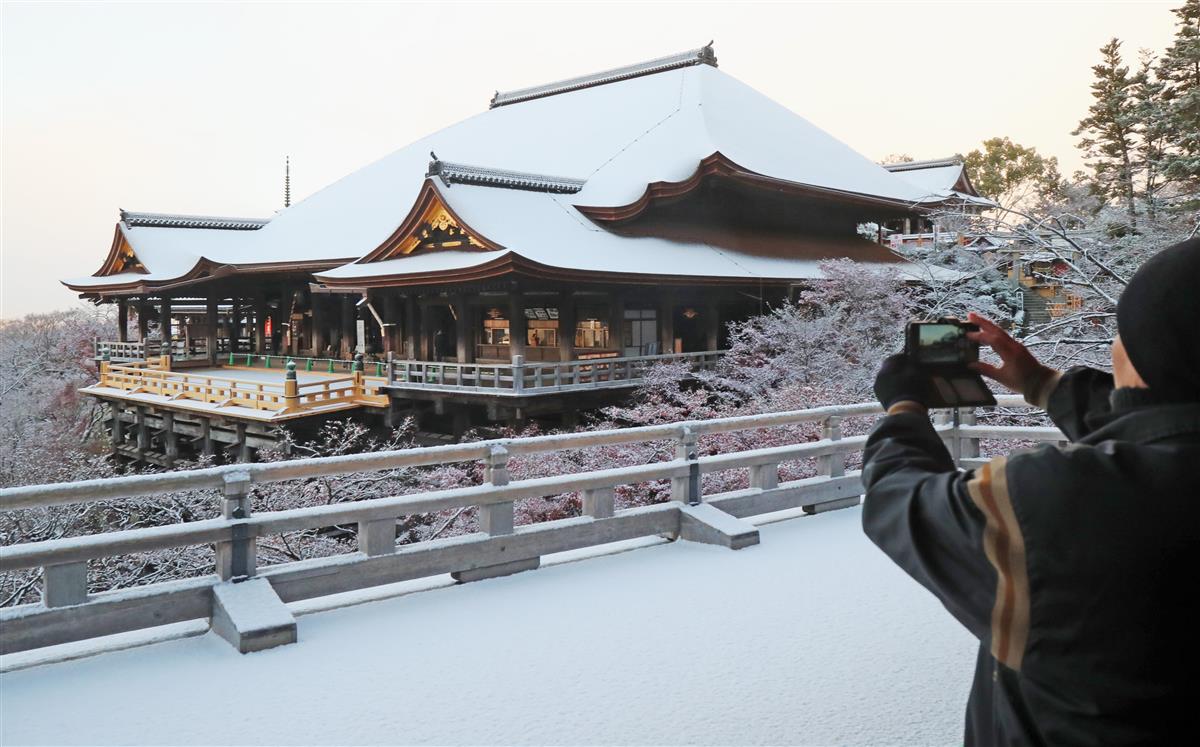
[1156,0,1200,189]
[1074,38,1140,229]
[1132,50,1171,218]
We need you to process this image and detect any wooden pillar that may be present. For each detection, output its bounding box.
[388,295,405,355]
[116,299,129,342]
[382,295,399,355]
[659,293,675,355]
[236,422,251,463]
[159,298,172,348]
[311,296,327,357]
[201,417,215,459]
[162,411,178,468]
[254,289,267,354]
[135,406,149,461]
[417,301,429,361]
[609,292,624,357]
[404,295,418,360]
[110,403,124,455]
[558,291,576,362]
[705,303,720,351]
[453,294,470,364]
[340,295,354,358]
[229,299,241,353]
[508,290,526,360]
[138,299,150,340]
[206,297,219,364]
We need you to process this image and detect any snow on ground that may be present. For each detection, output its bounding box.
[0,507,977,746]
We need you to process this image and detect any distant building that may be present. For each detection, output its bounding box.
[882,158,996,249]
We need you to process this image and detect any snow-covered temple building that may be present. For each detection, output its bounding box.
[63,45,975,456]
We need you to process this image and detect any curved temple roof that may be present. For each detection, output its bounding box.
[64,46,969,295]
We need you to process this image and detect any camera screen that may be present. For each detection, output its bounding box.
[917,324,965,364]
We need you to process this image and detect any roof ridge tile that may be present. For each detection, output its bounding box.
[489,43,716,109]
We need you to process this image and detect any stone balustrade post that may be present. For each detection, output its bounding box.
[958,408,979,463]
[671,426,700,504]
[511,354,525,394]
[817,416,845,478]
[216,471,255,581]
[42,561,88,608]
[479,445,513,535]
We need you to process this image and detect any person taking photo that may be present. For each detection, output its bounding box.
[861,238,1200,745]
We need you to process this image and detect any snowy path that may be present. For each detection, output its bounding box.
[0,507,976,745]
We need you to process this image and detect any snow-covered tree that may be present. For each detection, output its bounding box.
[1074,38,1142,230]
[1156,0,1200,189]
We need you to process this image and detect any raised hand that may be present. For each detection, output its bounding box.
[966,312,1056,396]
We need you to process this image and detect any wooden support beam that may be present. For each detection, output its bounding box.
[162,411,178,468]
[206,297,218,364]
[201,417,215,459]
[558,291,576,362]
[403,295,418,360]
[158,298,172,349]
[254,288,267,354]
[659,293,675,355]
[109,402,124,456]
[135,406,149,461]
[508,289,526,359]
[453,293,470,364]
[705,303,720,351]
[230,298,241,353]
[236,422,251,463]
[116,299,129,343]
[137,298,150,340]
[340,295,354,358]
[311,296,326,357]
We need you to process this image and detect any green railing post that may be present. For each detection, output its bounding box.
[265,355,271,369]
[244,353,252,366]
[305,358,313,372]
[327,359,335,373]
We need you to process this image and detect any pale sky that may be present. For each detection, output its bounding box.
[0,0,1178,317]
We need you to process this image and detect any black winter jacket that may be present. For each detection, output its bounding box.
[861,367,1200,745]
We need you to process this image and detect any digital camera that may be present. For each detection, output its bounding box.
[904,318,996,408]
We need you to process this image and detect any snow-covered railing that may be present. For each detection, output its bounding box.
[95,338,219,363]
[387,350,724,395]
[94,359,389,416]
[0,395,1062,655]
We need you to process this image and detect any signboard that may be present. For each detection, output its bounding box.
[356,319,366,353]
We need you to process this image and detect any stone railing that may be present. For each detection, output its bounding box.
[0,395,1060,655]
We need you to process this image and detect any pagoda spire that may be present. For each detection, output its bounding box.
[284,156,291,208]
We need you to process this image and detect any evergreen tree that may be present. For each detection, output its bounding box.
[1157,0,1200,189]
[1132,50,1171,218]
[1074,38,1140,228]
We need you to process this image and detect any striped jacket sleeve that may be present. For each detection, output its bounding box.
[861,409,1030,671]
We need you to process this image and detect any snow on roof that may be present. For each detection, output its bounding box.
[0,507,976,745]
[67,50,950,291]
[884,159,996,208]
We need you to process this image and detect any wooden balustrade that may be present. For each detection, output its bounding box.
[0,394,1056,655]
[95,361,387,417]
[386,350,725,395]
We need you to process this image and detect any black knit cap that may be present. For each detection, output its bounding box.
[1116,238,1200,402]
